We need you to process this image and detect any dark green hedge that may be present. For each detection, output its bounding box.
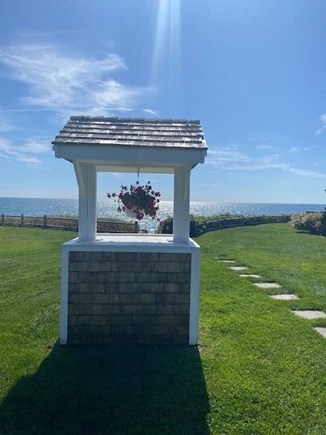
[157,214,291,237]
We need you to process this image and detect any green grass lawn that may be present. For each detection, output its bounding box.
[0,225,325,434]
[200,223,326,315]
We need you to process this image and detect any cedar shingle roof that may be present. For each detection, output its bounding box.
[52,116,207,149]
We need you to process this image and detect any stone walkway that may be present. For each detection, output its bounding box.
[229,266,248,271]
[217,258,326,339]
[254,282,281,289]
[292,310,326,319]
[314,327,326,338]
[239,274,261,279]
[218,260,236,264]
[270,294,299,301]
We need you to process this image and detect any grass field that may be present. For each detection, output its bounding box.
[0,224,325,434]
[200,222,326,314]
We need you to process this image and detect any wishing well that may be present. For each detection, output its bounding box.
[52,116,207,345]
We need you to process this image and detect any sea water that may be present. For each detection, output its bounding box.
[0,197,325,233]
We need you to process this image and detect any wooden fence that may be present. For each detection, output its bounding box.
[0,214,139,233]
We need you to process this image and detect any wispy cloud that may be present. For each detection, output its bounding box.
[0,43,149,117]
[0,115,15,133]
[207,145,326,179]
[256,144,279,152]
[208,146,250,165]
[92,80,140,110]
[289,146,310,153]
[289,146,301,153]
[316,113,326,136]
[285,167,326,177]
[0,137,50,164]
[144,108,158,115]
[247,135,270,142]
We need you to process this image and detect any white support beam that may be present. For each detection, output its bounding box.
[173,166,191,243]
[74,162,97,241]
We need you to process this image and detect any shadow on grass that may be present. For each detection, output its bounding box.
[0,344,210,434]
[294,230,326,238]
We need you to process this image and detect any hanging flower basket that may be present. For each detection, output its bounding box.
[107,181,161,221]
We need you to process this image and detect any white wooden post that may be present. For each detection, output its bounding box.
[74,162,97,241]
[173,166,191,243]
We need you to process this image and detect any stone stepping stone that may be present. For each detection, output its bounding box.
[269,294,299,301]
[229,266,248,271]
[254,282,281,289]
[218,260,235,263]
[292,310,326,319]
[239,274,261,279]
[314,327,326,338]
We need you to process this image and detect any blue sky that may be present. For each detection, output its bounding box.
[0,0,326,204]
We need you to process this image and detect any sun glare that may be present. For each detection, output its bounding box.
[151,0,181,87]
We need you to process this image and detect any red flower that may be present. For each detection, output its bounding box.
[107,181,161,221]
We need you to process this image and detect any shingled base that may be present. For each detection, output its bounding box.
[66,251,191,345]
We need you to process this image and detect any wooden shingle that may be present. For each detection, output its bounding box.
[52,116,207,149]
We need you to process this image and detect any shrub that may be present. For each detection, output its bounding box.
[290,212,326,236]
[157,216,206,237]
[157,214,291,237]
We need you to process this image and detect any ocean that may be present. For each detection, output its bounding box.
[0,197,325,233]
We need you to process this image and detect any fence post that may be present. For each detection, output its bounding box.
[135,221,139,233]
[1,214,4,225]
[21,214,24,225]
[43,215,47,228]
